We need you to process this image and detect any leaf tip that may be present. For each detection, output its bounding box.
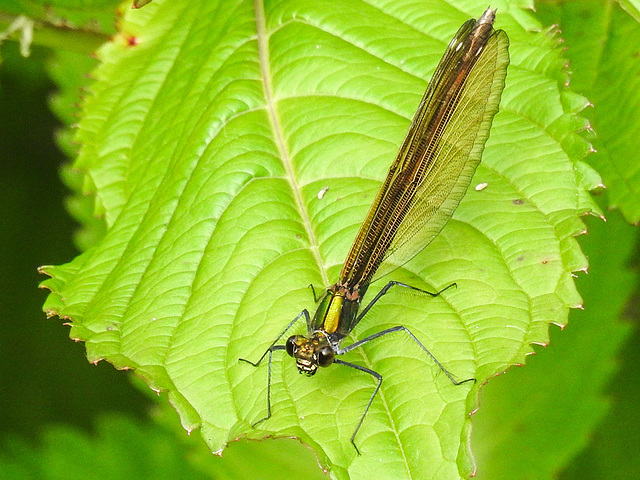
[37,265,53,277]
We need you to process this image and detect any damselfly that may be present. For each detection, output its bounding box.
[240,7,509,454]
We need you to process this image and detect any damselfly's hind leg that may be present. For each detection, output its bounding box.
[356,280,456,322]
[332,358,381,455]
[340,324,475,385]
[336,321,474,454]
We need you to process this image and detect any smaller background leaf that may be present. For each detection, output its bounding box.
[560,311,640,479]
[471,206,638,479]
[0,412,326,480]
[537,0,640,223]
[618,0,640,22]
[0,0,121,33]
[47,48,108,250]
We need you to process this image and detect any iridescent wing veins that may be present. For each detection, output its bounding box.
[338,13,510,291]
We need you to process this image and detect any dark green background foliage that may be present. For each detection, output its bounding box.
[1,0,638,479]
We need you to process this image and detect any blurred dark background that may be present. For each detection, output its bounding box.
[0,41,151,441]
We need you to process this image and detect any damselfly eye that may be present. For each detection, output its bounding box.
[285,335,298,357]
[317,346,335,367]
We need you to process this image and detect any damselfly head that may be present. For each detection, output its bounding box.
[286,333,335,376]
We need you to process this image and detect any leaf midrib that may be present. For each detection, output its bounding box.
[253,0,330,288]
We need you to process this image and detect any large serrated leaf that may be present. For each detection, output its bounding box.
[40,1,601,478]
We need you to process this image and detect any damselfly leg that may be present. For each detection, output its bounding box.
[239,309,310,426]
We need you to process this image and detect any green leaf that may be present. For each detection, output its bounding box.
[0,0,120,33]
[0,416,211,480]
[0,414,326,480]
[46,49,109,250]
[471,206,638,479]
[618,0,640,22]
[561,319,640,479]
[40,1,600,478]
[537,0,640,223]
